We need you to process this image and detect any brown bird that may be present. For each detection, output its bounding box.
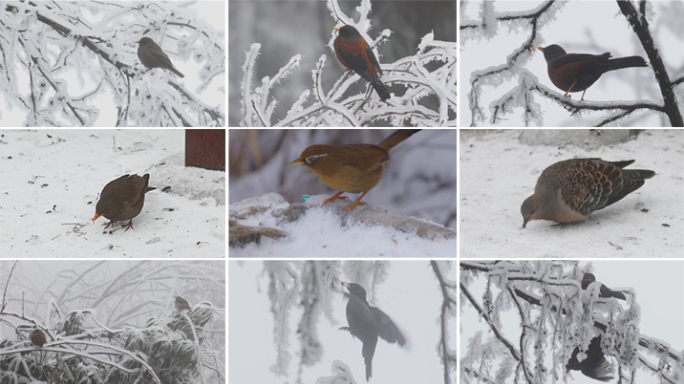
[538,44,647,101]
[93,174,155,231]
[566,335,614,381]
[135,37,184,78]
[175,296,191,311]
[288,130,421,214]
[521,159,654,228]
[30,329,47,347]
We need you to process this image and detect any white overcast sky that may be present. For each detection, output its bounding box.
[229,260,456,383]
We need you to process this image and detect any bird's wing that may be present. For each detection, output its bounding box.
[559,159,624,215]
[599,284,627,300]
[371,307,406,346]
[147,46,175,68]
[550,53,611,70]
[582,354,614,382]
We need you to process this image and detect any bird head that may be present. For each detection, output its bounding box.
[342,281,368,301]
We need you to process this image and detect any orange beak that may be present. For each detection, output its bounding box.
[92,214,102,221]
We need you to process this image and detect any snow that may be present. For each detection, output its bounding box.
[460,129,684,257]
[229,129,456,257]
[460,260,684,384]
[0,129,225,257]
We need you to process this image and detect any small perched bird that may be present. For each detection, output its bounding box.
[566,335,614,381]
[538,44,648,101]
[93,174,155,231]
[175,296,191,311]
[333,25,390,101]
[135,37,185,78]
[521,159,654,228]
[340,282,405,381]
[289,130,421,214]
[30,329,47,347]
[582,272,626,300]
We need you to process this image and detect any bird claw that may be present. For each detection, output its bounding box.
[338,326,357,339]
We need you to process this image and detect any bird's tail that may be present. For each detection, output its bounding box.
[378,129,422,152]
[370,78,390,101]
[607,56,648,71]
[169,66,185,78]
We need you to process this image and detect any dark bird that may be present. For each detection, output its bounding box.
[538,44,648,101]
[175,296,191,311]
[334,25,390,101]
[521,159,655,227]
[582,272,626,300]
[135,37,185,78]
[30,329,47,347]
[288,130,421,214]
[566,335,614,381]
[340,282,405,381]
[93,174,155,231]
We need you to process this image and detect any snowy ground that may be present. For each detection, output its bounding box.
[0,130,225,257]
[459,129,684,258]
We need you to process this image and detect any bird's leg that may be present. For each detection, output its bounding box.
[338,326,357,340]
[580,89,587,101]
[323,191,349,206]
[102,220,116,230]
[564,80,578,98]
[343,191,369,215]
[123,220,135,232]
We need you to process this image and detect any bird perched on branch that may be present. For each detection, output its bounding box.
[333,25,390,101]
[136,37,185,78]
[538,44,648,101]
[566,335,614,381]
[340,282,405,381]
[289,130,421,214]
[521,158,654,228]
[30,329,47,347]
[582,272,626,300]
[175,296,191,311]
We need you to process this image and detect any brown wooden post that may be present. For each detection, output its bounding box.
[185,129,225,171]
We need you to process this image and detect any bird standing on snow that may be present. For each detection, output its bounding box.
[340,282,405,381]
[521,158,654,228]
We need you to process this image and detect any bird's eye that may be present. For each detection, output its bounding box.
[305,154,327,164]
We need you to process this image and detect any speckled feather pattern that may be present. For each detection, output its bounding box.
[522,158,655,227]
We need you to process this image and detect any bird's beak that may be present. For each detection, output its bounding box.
[341,281,350,288]
[537,46,544,52]
[288,159,304,166]
[522,217,529,228]
[135,41,140,44]
[333,26,340,32]
[92,214,101,221]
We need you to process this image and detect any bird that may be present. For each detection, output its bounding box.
[581,272,626,300]
[175,296,191,311]
[288,130,421,214]
[521,158,655,228]
[333,25,390,101]
[93,174,156,231]
[30,329,47,347]
[538,44,648,101]
[340,282,405,381]
[135,37,185,78]
[566,335,615,381]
